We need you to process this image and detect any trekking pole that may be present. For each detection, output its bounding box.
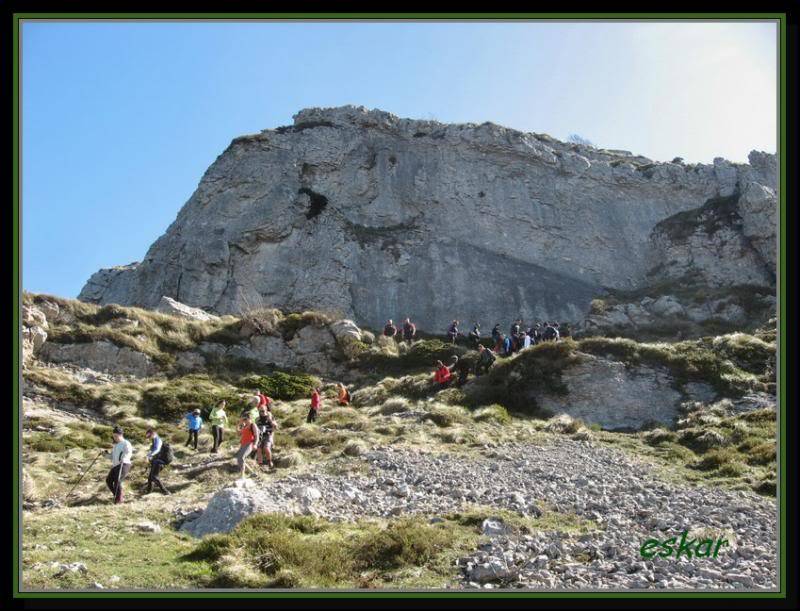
[63,450,104,503]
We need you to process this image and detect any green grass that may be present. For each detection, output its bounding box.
[237,371,321,401]
[22,505,215,589]
[577,336,769,397]
[188,513,481,588]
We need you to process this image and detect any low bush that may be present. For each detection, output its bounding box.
[238,372,320,401]
[472,404,511,425]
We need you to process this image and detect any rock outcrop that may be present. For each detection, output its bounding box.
[78,106,777,333]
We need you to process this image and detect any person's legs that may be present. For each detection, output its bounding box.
[185,430,192,447]
[211,425,219,452]
[236,444,251,475]
[264,435,273,468]
[192,430,199,449]
[114,463,131,504]
[151,460,169,494]
[106,466,119,495]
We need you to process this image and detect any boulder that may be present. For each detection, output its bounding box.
[22,305,48,329]
[39,340,159,377]
[329,319,362,343]
[469,557,517,583]
[156,296,220,322]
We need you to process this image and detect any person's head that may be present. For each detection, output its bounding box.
[193,408,201,416]
[387,319,393,325]
[217,400,226,409]
[450,355,459,364]
[145,428,156,439]
[404,318,410,324]
[478,344,485,352]
[112,425,124,442]
[435,360,444,368]
[241,411,251,422]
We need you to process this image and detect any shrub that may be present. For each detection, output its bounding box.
[378,397,413,415]
[472,404,511,425]
[422,404,471,427]
[138,375,240,421]
[238,372,320,401]
[545,414,582,434]
[589,299,607,315]
[352,520,457,571]
[745,442,776,466]
[644,428,676,445]
[694,448,738,471]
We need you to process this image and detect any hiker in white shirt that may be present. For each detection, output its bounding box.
[106,425,133,504]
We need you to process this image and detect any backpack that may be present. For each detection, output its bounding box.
[157,441,174,465]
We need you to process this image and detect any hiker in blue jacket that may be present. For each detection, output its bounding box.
[184,408,203,450]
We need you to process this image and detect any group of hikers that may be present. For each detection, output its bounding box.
[383,316,565,351]
[102,383,352,504]
[100,315,561,505]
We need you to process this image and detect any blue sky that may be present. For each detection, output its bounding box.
[22,20,778,298]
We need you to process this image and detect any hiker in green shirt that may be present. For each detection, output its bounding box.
[209,400,229,453]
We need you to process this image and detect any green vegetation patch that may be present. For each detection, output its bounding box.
[190,513,480,588]
[237,371,321,401]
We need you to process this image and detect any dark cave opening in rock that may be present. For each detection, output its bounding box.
[299,188,329,220]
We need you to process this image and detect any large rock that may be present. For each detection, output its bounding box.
[181,479,283,537]
[155,296,220,322]
[534,354,683,430]
[77,106,777,332]
[39,340,159,377]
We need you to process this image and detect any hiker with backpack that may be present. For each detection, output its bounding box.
[255,404,278,470]
[450,355,472,387]
[475,344,496,376]
[446,320,460,345]
[543,322,559,342]
[502,333,513,356]
[383,319,397,338]
[236,411,260,477]
[402,318,416,344]
[337,383,351,406]
[106,426,133,504]
[144,428,171,495]
[433,360,452,388]
[209,400,228,453]
[532,323,542,345]
[307,388,322,423]
[491,324,502,351]
[184,408,203,450]
[468,323,481,349]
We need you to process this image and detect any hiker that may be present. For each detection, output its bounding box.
[106,426,133,504]
[532,324,542,345]
[236,411,259,477]
[468,323,481,349]
[255,404,278,470]
[502,333,513,356]
[383,319,397,337]
[402,318,416,344]
[523,329,532,350]
[144,428,170,495]
[446,320,460,345]
[307,387,322,423]
[559,322,570,338]
[433,360,452,388]
[475,344,496,376]
[543,322,559,342]
[510,319,521,340]
[491,323,501,347]
[337,383,351,406]
[450,355,472,387]
[209,400,228,453]
[184,408,203,450]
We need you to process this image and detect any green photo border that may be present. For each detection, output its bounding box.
[11,11,788,600]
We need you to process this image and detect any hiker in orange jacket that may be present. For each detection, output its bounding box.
[433,360,452,387]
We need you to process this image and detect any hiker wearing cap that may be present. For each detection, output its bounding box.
[337,383,351,406]
[255,404,278,470]
[383,319,397,337]
[184,409,203,450]
[106,426,133,504]
[475,344,496,376]
[209,400,228,453]
[236,411,260,477]
[307,388,322,423]
[144,428,170,495]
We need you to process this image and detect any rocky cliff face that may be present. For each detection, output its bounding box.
[79,106,777,333]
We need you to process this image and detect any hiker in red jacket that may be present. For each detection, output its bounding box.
[307,388,322,423]
[433,360,452,388]
[258,391,272,410]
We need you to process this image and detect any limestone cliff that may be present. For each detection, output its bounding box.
[79,106,777,332]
